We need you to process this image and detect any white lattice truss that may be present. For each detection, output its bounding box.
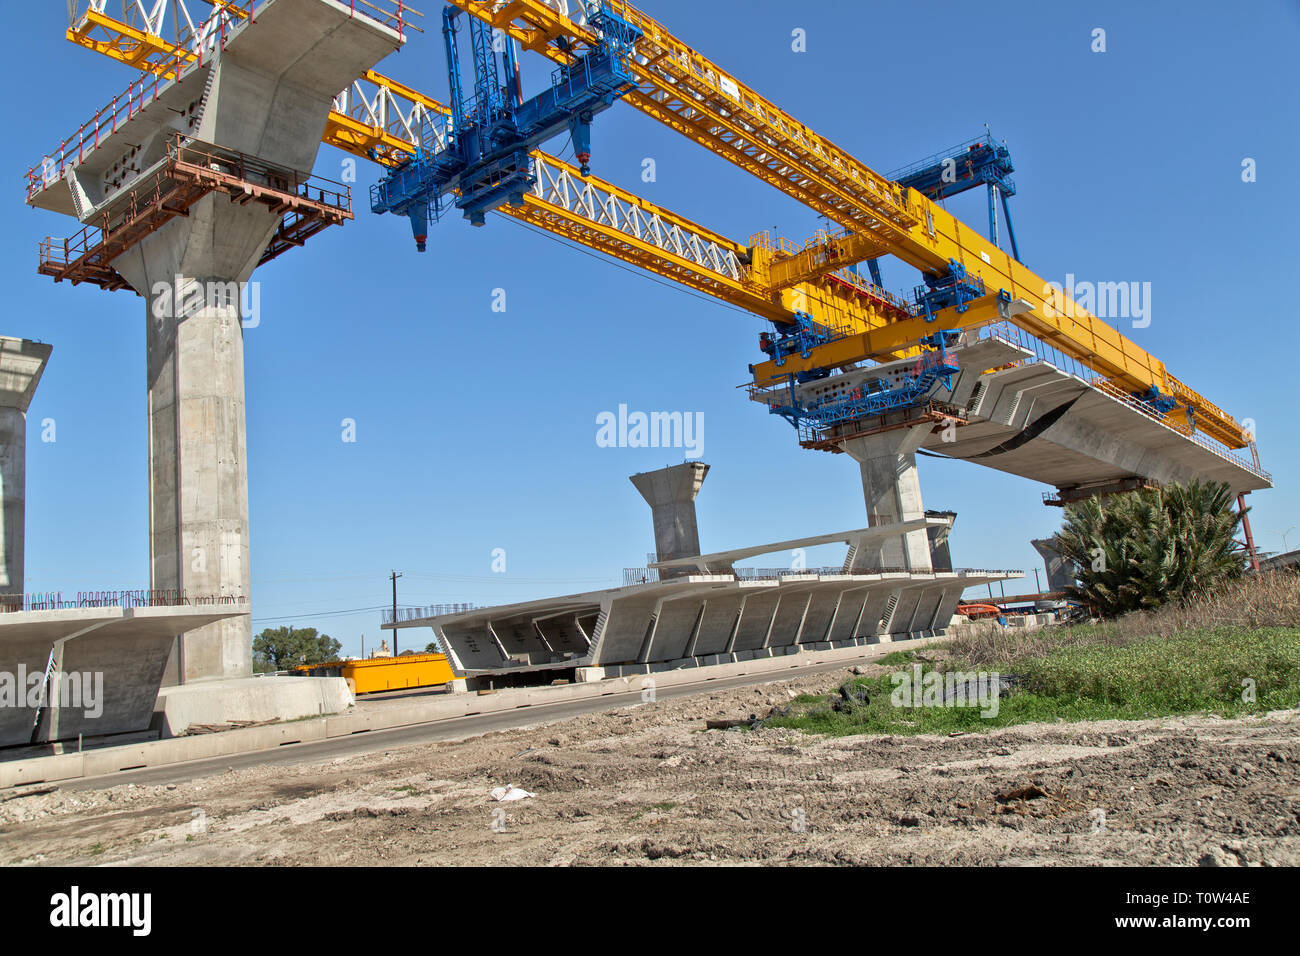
[527,153,743,283]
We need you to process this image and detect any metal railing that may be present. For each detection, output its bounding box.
[383,603,479,624]
[33,0,423,200]
[28,71,171,201]
[621,566,1023,586]
[0,590,247,613]
[40,134,352,279]
[978,321,1270,483]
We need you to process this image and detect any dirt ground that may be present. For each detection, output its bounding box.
[2,664,1297,866]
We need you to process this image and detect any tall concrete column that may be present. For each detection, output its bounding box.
[100,1,406,684]
[631,463,710,579]
[0,338,53,597]
[115,199,279,683]
[839,425,933,572]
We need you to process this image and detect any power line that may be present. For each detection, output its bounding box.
[251,605,388,624]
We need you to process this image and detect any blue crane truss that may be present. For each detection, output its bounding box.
[371,3,642,249]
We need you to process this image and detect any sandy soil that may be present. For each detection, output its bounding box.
[2,665,1297,866]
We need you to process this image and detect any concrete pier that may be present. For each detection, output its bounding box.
[0,338,52,597]
[28,0,408,683]
[630,463,712,578]
[839,426,934,572]
[115,204,275,683]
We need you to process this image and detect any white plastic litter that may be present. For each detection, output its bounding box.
[490,784,535,802]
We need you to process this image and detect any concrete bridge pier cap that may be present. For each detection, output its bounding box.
[0,337,53,596]
[105,0,407,683]
[631,462,710,578]
[840,425,934,572]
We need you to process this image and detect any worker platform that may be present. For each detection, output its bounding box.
[37,134,352,292]
[27,0,407,286]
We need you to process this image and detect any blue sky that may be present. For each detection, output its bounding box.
[4,0,1297,658]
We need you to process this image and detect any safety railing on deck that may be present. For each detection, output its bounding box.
[32,1,423,201]
[978,321,1269,483]
[28,71,170,201]
[0,590,247,613]
[621,566,1022,586]
[384,603,479,624]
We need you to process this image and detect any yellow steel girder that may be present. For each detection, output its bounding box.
[441,0,1249,450]
[62,3,1248,449]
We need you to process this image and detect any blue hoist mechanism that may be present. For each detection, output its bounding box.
[915,259,986,324]
[758,312,843,379]
[1137,385,1179,416]
[760,327,962,433]
[856,131,1017,317]
[371,2,643,249]
[890,129,1021,261]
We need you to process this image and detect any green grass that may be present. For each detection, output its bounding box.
[875,649,917,667]
[764,627,1300,738]
[630,801,678,821]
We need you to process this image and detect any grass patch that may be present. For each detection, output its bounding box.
[765,627,1300,738]
[875,649,916,667]
[630,800,678,822]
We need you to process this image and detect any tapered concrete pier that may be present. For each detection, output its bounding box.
[1032,538,1074,591]
[28,0,407,683]
[839,425,934,572]
[0,337,53,598]
[631,463,711,578]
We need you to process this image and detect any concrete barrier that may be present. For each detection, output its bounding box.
[0,635,942,789]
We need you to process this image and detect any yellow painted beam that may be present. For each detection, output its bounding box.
[62,3,1247,449]
[749,293,1015,386]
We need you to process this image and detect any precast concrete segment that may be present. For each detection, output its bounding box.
[839,425,934,572]
[396,570,1021,679]
[0,338,52,596]
[924,359,1269,494]
[0,606,249,748]
[630,462,711,576]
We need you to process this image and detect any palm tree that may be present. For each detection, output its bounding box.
[1052,480,1246,617]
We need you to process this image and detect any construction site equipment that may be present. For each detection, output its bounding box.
[372,3,641,239]
[296,652,458,694]
[38,134,352,292]
[37,0,1270,492]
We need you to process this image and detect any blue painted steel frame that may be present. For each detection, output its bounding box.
[371,3,643,246]
[764,331,962,432]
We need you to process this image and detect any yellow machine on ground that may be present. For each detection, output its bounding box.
[296,653,458,694]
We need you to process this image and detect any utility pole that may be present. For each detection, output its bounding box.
[390,570,403,655]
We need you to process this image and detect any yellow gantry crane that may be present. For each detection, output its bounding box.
[55,0,1254,458]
